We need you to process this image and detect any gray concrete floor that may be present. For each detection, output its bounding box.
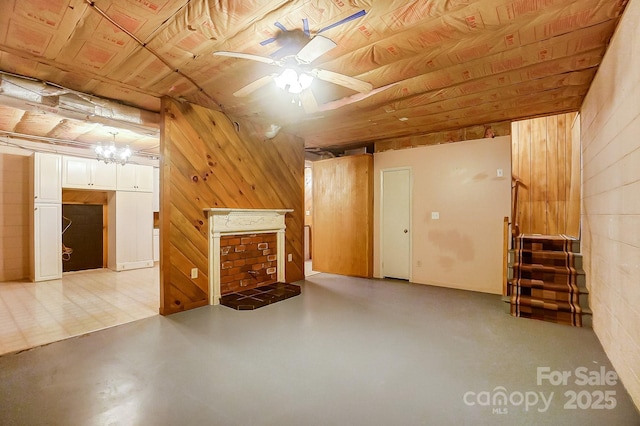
[1,273,639,425]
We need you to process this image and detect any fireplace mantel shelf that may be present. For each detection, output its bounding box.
[204,208,293,214]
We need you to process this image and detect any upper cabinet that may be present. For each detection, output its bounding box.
[62,156,117,190]
[117,164,153,192]
[33,152,62,203]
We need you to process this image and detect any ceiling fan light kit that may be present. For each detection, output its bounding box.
[274,69,314,94]
[213,34,372,112]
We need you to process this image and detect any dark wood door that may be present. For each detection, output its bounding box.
[62,204,103,272]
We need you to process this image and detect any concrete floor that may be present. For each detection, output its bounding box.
[0,273,638,425]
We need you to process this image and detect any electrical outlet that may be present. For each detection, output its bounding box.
[190,268,198,279]
[288,253,293,262]
[431,211,440,220]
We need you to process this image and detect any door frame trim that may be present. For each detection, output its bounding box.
[379,167,412,281]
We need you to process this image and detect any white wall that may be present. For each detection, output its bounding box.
[580,0,640,408]
[373,136,511,294]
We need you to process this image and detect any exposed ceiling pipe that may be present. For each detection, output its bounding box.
[0,130,159,162]
[0,73,160,136]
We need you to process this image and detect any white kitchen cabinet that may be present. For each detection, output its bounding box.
[62,156,117,190]
[33,152,62,203]
[108,191,154,271]
[153,228,160,262]
[31,203,62,281]
[116,164,153,192]
[30,152,62,281]
[152,167,159,212]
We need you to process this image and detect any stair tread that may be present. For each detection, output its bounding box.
[511,248,582,254]
[512,263,584,273]
[508,278,588,293]
[510,295,584,313]
[515,234,580,254]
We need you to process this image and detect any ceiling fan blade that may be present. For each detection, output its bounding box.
[295,36,337,64]
[213,51,280,66]
[312,69,373,93]
[233,74,277,97]
[299,89,319,114]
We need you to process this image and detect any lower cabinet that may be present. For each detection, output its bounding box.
[153,228,160,262]
[31,203,62,281]
[108,191,154,271]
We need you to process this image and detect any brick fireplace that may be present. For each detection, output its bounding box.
[219,233,278,294]
[204,208,292,305]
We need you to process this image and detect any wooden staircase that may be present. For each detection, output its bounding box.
[506,234,591,327]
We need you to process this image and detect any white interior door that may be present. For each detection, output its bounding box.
[381,168,411,280]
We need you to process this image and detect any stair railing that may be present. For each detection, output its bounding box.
[511,175,527,239]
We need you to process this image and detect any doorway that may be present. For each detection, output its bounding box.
[381,168,411,280]
[62,204,104,272]
[304,163,318,276]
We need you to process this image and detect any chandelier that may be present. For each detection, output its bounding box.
[95,131,132,165]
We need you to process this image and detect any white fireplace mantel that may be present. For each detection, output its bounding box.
[204,208,293,305]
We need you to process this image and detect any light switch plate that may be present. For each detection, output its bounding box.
[497,168,504,177]
[191,268,198,279]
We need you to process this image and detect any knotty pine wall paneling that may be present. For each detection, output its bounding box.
[160,97,304,315]
[312,154,373,278]
[0,153,30,281]
[511,112,580,237]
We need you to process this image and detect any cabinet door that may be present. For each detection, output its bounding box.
[136,192,153,261]
[116,191,139,262]
[62,156,92,189]
[116,164,153,192]
[33,203,62,281]
[35,153,62,203]
[136,165,154,192]
[153,229,160,262]
[116,164,137,191]
[91,160,117,190]
[113,191,153,270]
[152,167,160,212]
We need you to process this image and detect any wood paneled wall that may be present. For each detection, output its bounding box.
[511,112,580,237]
[304,166,312,227]
[0,153,29,281]
[312,154,373,277]
[160,97,305,315]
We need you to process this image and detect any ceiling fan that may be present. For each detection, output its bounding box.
[213,35,373,113]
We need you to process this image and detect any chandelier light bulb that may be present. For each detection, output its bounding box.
[95,132,132,165]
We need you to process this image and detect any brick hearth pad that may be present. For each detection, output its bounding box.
[219,283,301,310]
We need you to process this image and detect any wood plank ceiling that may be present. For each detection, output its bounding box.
[0,0,629,153]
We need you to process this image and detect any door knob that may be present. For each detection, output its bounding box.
[403,229,408,233]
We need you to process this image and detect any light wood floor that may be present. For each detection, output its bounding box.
[0,266,159,355]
